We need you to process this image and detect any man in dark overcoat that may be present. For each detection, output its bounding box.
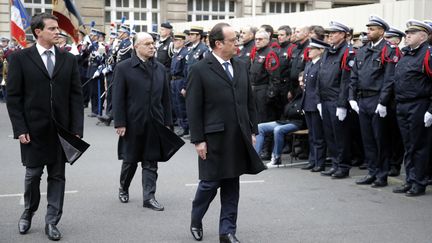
[6,13,84,241]
[112,32,172,211]
[186,23,266,243]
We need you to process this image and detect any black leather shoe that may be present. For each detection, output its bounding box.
[371,179,388,188]
[355,175,376,185]
[301,164,314,170]
[331,169,349,179]
[393,183,412,193]
[220,233,240,243]
[321,167,337,176]
[45,224,61,241]
[118,188,129,203]
[97,115,112,126]
[388,167,400,177]
[405,185,426,197]
[143,198,164,211]
[190,225,203,241]
[87,113,97,118]
[18,211,33,234]
[311,166,325,172]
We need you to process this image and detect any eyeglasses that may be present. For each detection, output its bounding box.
[255,38,266,41]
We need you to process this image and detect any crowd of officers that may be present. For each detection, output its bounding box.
[2,15,432,197]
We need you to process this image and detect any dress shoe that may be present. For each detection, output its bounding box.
[18,211,33,234]
[97,115,112,126]
[321,167,337,176]
[190,225,203,241]
[392,183,412,193]
[301,163,314,170]
[87,113,97,117]
[119,188,129,203]
[405,185,426,197]
[143,198,164,211]
[355,175,376,185]
[388,167,400,177]
[45,224,62,241]
[331,169,349,179]
[220,233,240,243]
[311,166,325,172]
[371,179,388,188]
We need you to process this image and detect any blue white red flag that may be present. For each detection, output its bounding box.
[52,0,84,43]
[10,0,31,47]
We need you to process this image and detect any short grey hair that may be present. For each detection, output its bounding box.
[255,30,270,40]
[133,32,153,45]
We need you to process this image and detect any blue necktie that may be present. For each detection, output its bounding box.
[45,50,54,77]
[222,62,233,81]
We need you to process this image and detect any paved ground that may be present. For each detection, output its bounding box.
[1,103,432,243]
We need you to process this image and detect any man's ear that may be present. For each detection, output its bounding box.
[34,28,42,37]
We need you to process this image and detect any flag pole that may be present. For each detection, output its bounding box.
[8,0,12,42]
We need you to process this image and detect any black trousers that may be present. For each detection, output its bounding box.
[321,100,351,171]
[386,104,404,170]
[23,161,65,225]
[90,77,105,115]
[191,177,239,235]
[120,161,158,201]
[358,96,390,180]
[305,111,326,168]
[396,100,432,187]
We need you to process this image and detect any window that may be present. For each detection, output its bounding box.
[266,1,307,14]
[188,0,235,21]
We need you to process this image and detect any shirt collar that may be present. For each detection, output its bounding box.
[212,52,231,66]
[371,38,383,48]
[36,42,55,56]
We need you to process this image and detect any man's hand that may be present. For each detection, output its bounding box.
[195,142,207,160]
[116,127,126,137]
[252,134,256,147]
[317,103,322,118]
[18,133,31,144]
[424,111,432,127]
[349,100,359,114]
[375,104,387,118]
[336,107,347,121]
[180,88,186,97]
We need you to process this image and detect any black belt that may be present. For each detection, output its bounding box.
[171,76,184,80]
[358,90,379,98]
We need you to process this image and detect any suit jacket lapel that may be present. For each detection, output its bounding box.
[27,45,50,79]
[207,54,233,86]
[230,58,240,86]
[52,46,65,78]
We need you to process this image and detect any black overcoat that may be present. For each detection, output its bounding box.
[112,54,172,163]
[186,53,266,180]
[7,45,84,167]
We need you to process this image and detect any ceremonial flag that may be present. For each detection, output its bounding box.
[52,0,84,43]
[10,0,31,47]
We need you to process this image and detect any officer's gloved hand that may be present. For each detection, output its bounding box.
[317,103,322,118]
[375,104,387,118]
[336,107,347,121]
[92,70,100,79]
[424,111,432,127]
[349,100,359,114]
[102,67,109,75]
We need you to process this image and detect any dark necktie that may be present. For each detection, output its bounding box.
[222,62,233,81]
[45,50,54,77]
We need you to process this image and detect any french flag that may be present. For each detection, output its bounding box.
[10,0,30,47]
[53,0,84,43]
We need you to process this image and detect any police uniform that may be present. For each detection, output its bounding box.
[278,40,297,114]
[170,33,189,136]
[393,20,432,196]
[318,21,355,178]
[302,38,330,171]
[184,26,209,89]
[238,39,255,65]
[349,16,399,186]
[156,22,174,77]
[288,39,310,92]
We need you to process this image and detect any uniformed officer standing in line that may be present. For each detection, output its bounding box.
[392,20,432,196]
[383,27,405,177]
[288,26,311,93]
[317,21,355,179]
[349,16,399,187]
[170,33,190,137]
[56,32,72,52]
[277,25,295,113]
[181,26,208,97]
[238,26,256,64]
[301,38,330,172]
[156,22,174,81]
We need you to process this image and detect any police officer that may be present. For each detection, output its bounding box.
[392,20,432,196]
[56,32,72,52]
[182,26,208,97]
[349,16,399,187]
[156,22,174,80]
[318,21,355,179]
[170,33,189,137]
[301,38,330,171]
[277,25,295,112]
[238,26,256,64]
[288,26,311,93]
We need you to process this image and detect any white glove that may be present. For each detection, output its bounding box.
[317,103,322,118]
[92,70,100,79]
[349,100,359,114]
[102,67,109,75]
[336,107,347,121]
[375,104,387,118]
[424,111,432,127]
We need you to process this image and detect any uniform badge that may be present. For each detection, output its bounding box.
[348,60,355,67]
[246,53,250,56]
[163,46,168,50]
[392,56,399,62]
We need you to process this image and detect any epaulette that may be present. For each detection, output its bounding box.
[380,42,401,63]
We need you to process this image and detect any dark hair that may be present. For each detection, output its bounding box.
[278,25,292,36]
[31,12,58,39]
[310,25,325,40]
[260,24,274,37]
[209,22,230,49]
